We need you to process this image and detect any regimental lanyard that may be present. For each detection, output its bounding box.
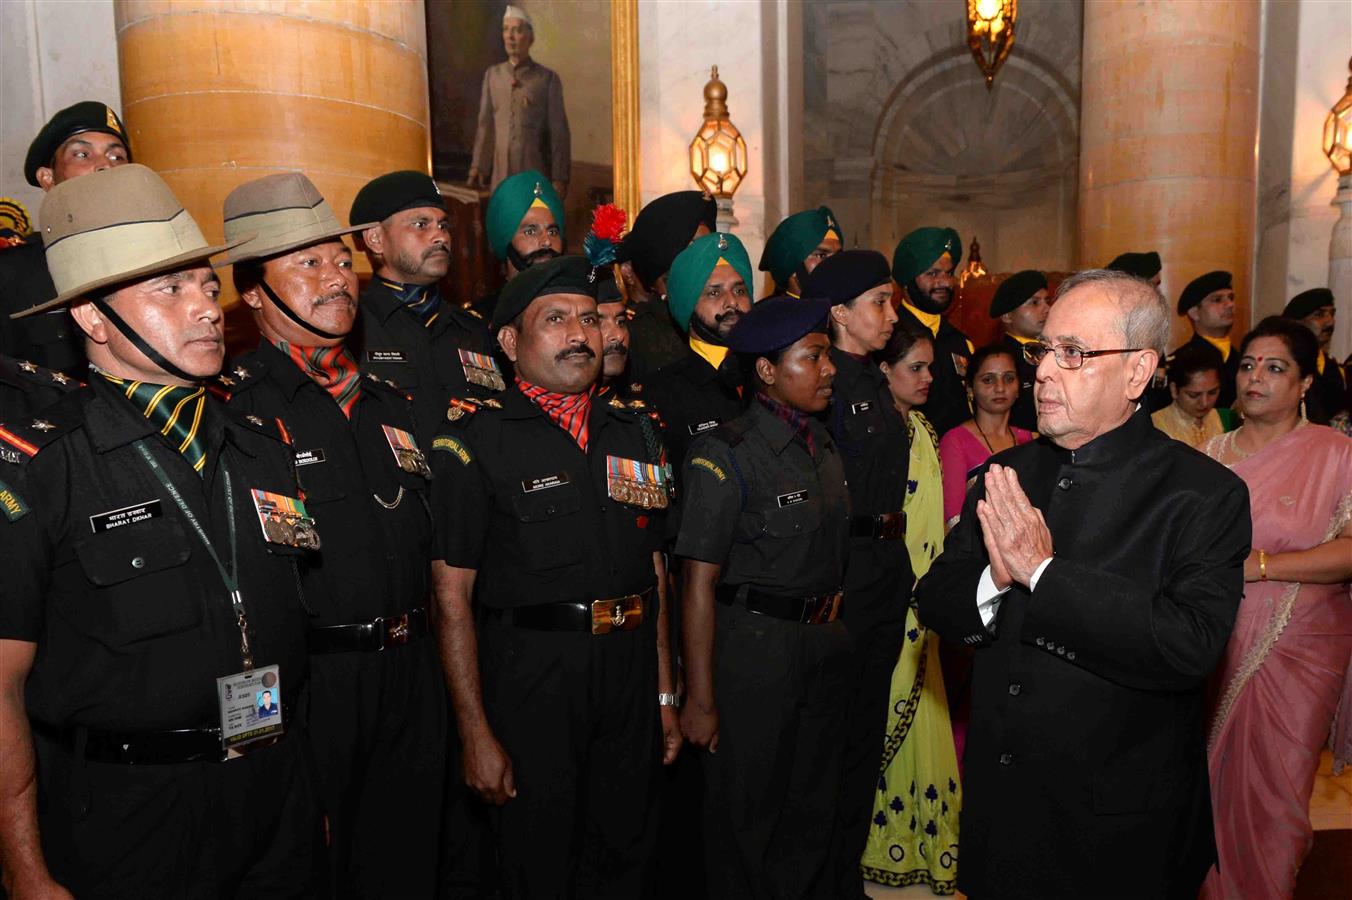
[134,440,252,669]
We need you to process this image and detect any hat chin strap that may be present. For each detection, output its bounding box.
[92,297,201,384]
[260,279,344,341]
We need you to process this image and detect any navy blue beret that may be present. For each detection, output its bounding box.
[1282,287,1334,320]
[989,269,1048,318]
[1178,270,1232,316]
[726,295,831,355]
[799,249,891,307]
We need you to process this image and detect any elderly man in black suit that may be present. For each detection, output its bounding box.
[918,268,1250,900]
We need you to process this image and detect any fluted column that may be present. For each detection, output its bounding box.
[1078,0,1260,349]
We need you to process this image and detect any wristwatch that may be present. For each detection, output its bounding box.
[658,692,679,707]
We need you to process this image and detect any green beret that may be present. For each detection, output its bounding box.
[1178,270,1231,316]
[892,227,962,285]
[1283,287,1334,320]
[1106,251,1161,279]
[989,270,1048,318]
[667,232,753,333]
[490,255,596,332]
[486,170,564,260]
[758,207,842,287]
[24,101,131,187]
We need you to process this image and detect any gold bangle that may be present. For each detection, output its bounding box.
[1259,549,1268,582]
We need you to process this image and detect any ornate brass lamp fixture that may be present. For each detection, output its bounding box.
[689,66,748,230]
[967,0,1017,88]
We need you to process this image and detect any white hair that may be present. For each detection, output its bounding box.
[1055,268,1171,356]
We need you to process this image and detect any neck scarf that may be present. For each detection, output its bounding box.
[517,377,594,452]
[757,392,816,456]
[903,301,942,338]
[276,340,363,419]
[101,372,208,474]
[382,278,442,328]
[689,335,731,371]
[1200,334,1231,362]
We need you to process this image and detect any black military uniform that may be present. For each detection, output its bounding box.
[899,307,972,436]
[0,378,322,896]
[642,349,746,477]
[1003,334,1040,432]
[350,278,500,444]
[0,354,80,423]
[0,240,86,375]
[1172,333,1239,411]
[222,341,447,898]
[1308,352,1348,424]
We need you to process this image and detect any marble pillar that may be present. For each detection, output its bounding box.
[113,0,430,292]
[1079,0,1261,350]
[1333,174,1352,360]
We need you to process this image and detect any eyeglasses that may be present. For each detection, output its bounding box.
[1022,341,1143,370]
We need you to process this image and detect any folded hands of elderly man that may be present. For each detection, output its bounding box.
[975,464,1055,590]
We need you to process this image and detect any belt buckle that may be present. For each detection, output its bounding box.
[803,592,842,625]
[382,613,411,648]
[878,512,905,540]
[591,595,643,635]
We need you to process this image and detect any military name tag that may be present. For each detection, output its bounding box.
[250,489,321,550]
[522,472,570,493]
[366,349,407,364]
[776,490,809,508]
[850,401,872,415]
[217,664,283,753]
[89,499,163,533]
[605,456,670,510]
[459,349,506,392]
[293,448,326,468]
[688,419,720,435]
[381,425,431,478]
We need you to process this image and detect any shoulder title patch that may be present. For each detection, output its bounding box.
[689,456,726,482]
[432,435,473,465]
[0,478,29,521]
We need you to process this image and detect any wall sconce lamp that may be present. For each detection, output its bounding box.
[689,65,748,230]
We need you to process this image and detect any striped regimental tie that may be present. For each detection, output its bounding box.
[103,374,209,473]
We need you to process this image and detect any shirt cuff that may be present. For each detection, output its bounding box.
[975,565,1009,628]
[1029,557,1054,591]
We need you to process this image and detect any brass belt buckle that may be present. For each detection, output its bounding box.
[805,592,843,625]
[591,595,643,635]
[383,613,411,647]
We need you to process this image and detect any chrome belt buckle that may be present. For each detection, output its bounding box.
[383,613,411,647]
[591,595,643,635]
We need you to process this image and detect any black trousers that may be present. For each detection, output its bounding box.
[479,607,662,899]
[834,568,909,899]
[308,637,447,899]
[703,601,854,900]
[36,725,323,899]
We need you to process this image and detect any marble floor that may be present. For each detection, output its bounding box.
[864,750,1352,900]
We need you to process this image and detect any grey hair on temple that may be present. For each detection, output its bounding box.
[1055,268,1171,357]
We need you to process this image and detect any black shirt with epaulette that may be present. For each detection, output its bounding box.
[221,341,434,626]
[0,354,80,424]
[0,377,311,732]
[0,239,86,376]
[349,278,500,445]
[642,347,747,481]
[429,385,667,609]
[1001,333,1039,433]
[897,307,972,437]
[675,399,850,597]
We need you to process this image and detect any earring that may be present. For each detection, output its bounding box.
[1300,394,1307,421]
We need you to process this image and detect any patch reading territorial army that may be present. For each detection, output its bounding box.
[850,401,873,415]
[0,479,29,521]
[381,425,432,478]
[432,436,472,465]
[777,489,809,508]
[689,457,727,482]
[293,449,326,468]
[458,349,506,392]
[688,419,721,436]
[951,353,969,379]
[522,472,570,493]
[250,489,321,550]
[366,349,408,364]
[89,499,163,533]
[605,455,670,510]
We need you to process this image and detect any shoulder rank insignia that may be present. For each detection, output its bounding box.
[608,395,626,409]
[447,396,492,422]
[466,308,484,319]
[218,374,236,387]
[0,409,77,461]
[233,365,250,381]
[245,415,264,427]
[31,419,55,432]
[18,360,37,373]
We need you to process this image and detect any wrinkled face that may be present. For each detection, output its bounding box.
[510,205,562,272]
[73,266,225,384]
[1236,336,1312,422]
[1171,368,1221,421]
[909,252,956,313]
[802,232,842,275]
[691,263,751,339]
[759,332,835,413]
[1034,285,1147,449]
[1300,306,1336,347]
[832,284,897,352]
[1003,289,1051,339]
[503,17,534,58]
[881,339,934,411]
[249,241,359,344]
[1189,288,1235,334]
[37,130,129,190]
[372,205,451,284]
[971,352,1019,415]
[499,292,601,393]
[597,300,630,379]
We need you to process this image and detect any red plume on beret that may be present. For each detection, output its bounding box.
[584,204,628,274]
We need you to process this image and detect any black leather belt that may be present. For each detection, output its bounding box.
[35,708,291,765]
[485,587,654,634]
[849,510,905,540]
[309,607,429,654]
[715,584,844,625]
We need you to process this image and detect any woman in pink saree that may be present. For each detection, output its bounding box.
[1201,317,1352,900]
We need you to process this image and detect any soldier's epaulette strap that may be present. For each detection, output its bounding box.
[445,395,502,425]
[711,417,754,448]
[226,409,293,445]
[211,359,267,401]
[0,410,80,462]
[5,359,82,393]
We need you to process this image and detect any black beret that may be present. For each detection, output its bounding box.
[1178,270,1232,315]
[799,249,891,307]
[1282,287,1335,320]
[24,101,131,187]
[491,255,597,331]
[616,191,717,288]
[989,269,1049,318]
[350,170,445,226]
[596,273,624,305]
[726,295,831,355]
[1106,251,1161,279]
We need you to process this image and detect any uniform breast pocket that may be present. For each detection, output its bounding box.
[73,518,202,645]
[761,499,822,539]
[843,405,883,441]
[510,483,583,571]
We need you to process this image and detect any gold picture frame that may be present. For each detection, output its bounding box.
[611,0,640,217]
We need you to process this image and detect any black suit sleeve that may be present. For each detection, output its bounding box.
[1020,476,1251,692]
[916,461,996,647]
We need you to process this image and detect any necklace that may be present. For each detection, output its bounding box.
[974,418,1013,454]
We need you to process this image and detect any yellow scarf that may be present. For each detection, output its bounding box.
[1200,334,1231,362]
[690,336,730,370]
[1318,350,1327,375]
[903,301,941,338]
[1006,332,1038,345]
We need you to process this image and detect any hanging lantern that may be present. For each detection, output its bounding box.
[958,236,988,287]
[967,0,1018,89]
[689,66,748,199]
[1324,57,1352,176]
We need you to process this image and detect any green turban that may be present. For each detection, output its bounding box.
[892,226,962,285]
[485,170,565,260]
[758,207,842,287]
[667,232,753,333]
